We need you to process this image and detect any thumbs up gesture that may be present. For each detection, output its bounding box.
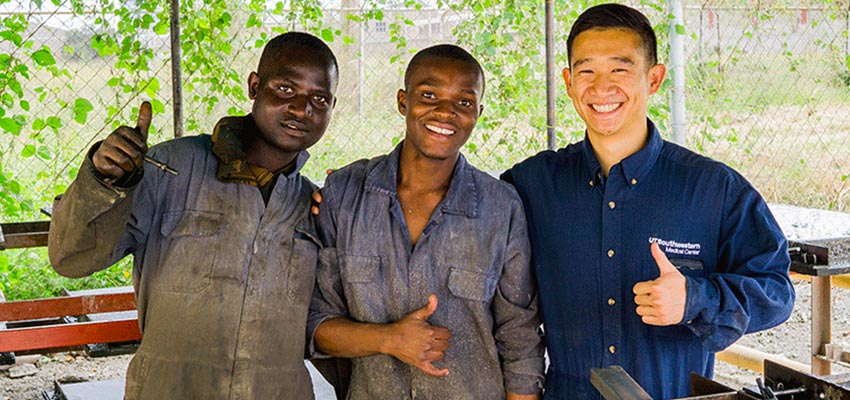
[386,294,452,377]
[92,101,152,179]
[632,243,687,326]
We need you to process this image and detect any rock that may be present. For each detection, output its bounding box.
[7,364,37,379]
[58,373,91,383]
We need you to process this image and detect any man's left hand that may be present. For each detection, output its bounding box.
[633,242,687,326]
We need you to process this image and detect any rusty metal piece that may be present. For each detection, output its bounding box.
[764,359,850,399]
[590,366,653,400]
[789,238,850,276]
[0,319,140,353]
[689,373,738,397]
[0,292,136,322]
[0,221,50,250]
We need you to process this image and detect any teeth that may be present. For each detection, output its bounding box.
[286,124,298,130]
[426,124,455,136]
[592,103,620,113]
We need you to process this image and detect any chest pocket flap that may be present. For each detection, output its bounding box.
[448,267,498,302]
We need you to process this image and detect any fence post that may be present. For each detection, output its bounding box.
[170,0,184,138]
[545,0,557,151]
[668,0,687,146]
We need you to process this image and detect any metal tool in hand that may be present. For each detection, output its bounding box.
[143,155,178,176]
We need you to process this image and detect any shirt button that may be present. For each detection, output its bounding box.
[608,201,616,209]
[607,298,616,306]
[631,178,638,185]
[607,249,615,258]
[608,345,616,354]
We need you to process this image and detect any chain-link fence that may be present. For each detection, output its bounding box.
[1,1,849,299]
[684,1,850,211]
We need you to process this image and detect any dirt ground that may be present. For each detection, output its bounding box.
[2,204,849,399]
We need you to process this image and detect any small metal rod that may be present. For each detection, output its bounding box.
[143,155,179,176]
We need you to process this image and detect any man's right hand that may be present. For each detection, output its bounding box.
[92,101,152,179]
[385,294,452,377]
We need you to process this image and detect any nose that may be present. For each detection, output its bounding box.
[287,95,313,118]
[432,100,455,120]
[589,74,616,96]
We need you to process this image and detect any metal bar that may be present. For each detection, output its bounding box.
[716,343,810,374]
[0,319,141,353]
[170,0,183,138]
[811,275,831,375]
[668,0,687,146]
[0,292,136,322]
[590,366,653,400]
[0,221,50,250]
[545,0,557,151]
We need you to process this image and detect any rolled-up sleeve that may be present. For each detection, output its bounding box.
[492,197,545,395]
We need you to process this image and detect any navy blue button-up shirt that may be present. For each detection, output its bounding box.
[309,142,545,399]
[502,120,794,399]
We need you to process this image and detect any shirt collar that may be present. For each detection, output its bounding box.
[212,115,309,186]
[580,118,663,189]
[365,141,479,218]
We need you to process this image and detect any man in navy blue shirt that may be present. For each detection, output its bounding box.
[502,4,795,399]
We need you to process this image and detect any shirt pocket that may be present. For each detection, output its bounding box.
[288,224,320,306]
[447,267,498,303]
[341,255,379,284]
[340,255,381,322]
[155,210,223,294]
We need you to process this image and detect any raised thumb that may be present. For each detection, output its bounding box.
[136,101,152,140]
[651,242,678,276]
[409,294,438,321]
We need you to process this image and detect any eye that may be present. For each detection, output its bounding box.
[613,68,628,73]
[422,91,436,99]
[458,99,474,108]
[278,85,294,95]
[314,95,328,105]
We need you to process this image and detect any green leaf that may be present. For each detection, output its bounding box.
[32,118,45,130]
[37,145,51,160]
[73,98,94,124]
[46,116,62,129]
[321,28,334,42]
[21,144,36,158]
[0,117,23,135]
[31,48,56,66]
[675,24,685,35]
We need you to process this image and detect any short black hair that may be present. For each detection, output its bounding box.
[257,31,339,80]
[404,44,486,96]
[567,3,658,67]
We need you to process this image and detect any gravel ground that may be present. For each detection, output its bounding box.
[2,204,849,399]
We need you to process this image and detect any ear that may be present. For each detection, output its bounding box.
[397,89,407,116]
[247,71,260,99]
[478,104,484,117]
[561,67,573,95]
[647,64,667,95]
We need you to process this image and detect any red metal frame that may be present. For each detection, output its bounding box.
[0,319,141,353]
[0,292,136,322]
[0,290,139,353]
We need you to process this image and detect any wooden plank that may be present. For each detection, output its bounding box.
[0,319,141,353]
[0,292,136,322]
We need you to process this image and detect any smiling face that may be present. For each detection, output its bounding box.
[397,56,484,162]
[564,28,665,144]
[248,43,337,160]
